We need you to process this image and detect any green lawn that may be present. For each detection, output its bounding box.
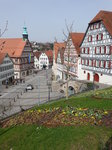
[0,125,112,150]
[0,87,112,150]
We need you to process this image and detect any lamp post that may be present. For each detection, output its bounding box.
[47,81,51,101]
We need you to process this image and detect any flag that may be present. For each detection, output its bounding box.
[28,53,31,63]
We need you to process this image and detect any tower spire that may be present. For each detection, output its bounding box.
[22,26,28,41]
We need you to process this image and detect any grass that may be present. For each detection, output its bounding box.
[34,96,112,110]
[0,125,112,150]
[0,87,112,150]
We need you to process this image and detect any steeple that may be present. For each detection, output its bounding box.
[22,26,28,41]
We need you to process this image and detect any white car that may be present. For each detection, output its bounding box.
[26,84,34,90]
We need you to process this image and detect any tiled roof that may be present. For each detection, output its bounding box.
[0,52,7,64]
[54,42,66,63]
[44,50,53,63]
[0,38,26,58]
[34,51,41,59]
[70,33,84,55]
[90,10,112,36]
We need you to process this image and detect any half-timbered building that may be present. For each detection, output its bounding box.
[80,10,112,85]
[63,33,84,80]
[0,27,34,80]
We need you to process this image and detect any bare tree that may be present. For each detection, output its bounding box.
[63,20,74,100]
[0,20,8,37]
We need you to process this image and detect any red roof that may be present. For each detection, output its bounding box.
[0,38,26,58]
[44,50,53,63]
[0,52,7,64]
[90,10,112,36]
[34,51,41,59]
[70,32,84,55]
[54,42,66,63]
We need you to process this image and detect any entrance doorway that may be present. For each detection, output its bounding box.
[87,73,90,80]
[94,73,99,82]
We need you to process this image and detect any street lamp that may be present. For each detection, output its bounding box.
[47,81,51,101]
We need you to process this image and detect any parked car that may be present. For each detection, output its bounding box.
[26,84,34,90]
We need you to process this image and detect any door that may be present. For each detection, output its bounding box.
[94,73,99,82]
[87,73,90,80]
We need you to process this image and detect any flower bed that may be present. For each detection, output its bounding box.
[1,106,111,128]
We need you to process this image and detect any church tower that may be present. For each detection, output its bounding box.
[22,26,28,41]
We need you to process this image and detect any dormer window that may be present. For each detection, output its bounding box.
[96,23,101,29]
[90,25,94,30]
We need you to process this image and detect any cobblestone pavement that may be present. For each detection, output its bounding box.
[0,69,64,120]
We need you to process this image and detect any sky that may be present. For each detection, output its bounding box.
[0,0,112,42]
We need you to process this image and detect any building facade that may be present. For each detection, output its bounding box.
[63,33,84,81]
[0,27,34,80]
[0,52,14,90]
[34,51,41,69]
[80,10,112,85]
[39,50,53,70]
[52,42,65,80]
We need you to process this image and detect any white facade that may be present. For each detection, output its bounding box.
[56,52,64,80]
[34,56,39,69]
[39,53,49,70]
[0,54,14,90]
[80,21,112,85]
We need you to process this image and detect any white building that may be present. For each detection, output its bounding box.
[39,50,53,70]
[52,42,65,80]
[34,51,41,69]
[80,10,112,85]
[0,52,14,90]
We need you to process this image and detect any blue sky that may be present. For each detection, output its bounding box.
[0,0,112,42]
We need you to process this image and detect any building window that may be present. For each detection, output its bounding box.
[90,25,94,30]
[96,33,103,41]
[96,23,100,29]
[88,35,92,42]
[95,47,101,54]
[101,46,105,54]
[106,45,111,54]
[96,60,99,67]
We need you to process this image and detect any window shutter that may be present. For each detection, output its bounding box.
[108,61,111,68]
[88,60,89,65]
[84,48,85,53]
[81,59,82,64]
[94,60,96,67]
[109,46,111,55]
[104,61,106,68]
[91,36,92,42]
[88,48,89,54]
[96,35,98,41]
[100,47,101,54]
[101,34,103,40]
[99,60,101,67]
[84,59,86,65]
[92,60,93,67]
[104,46,106,54]
[95,47,96,54]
